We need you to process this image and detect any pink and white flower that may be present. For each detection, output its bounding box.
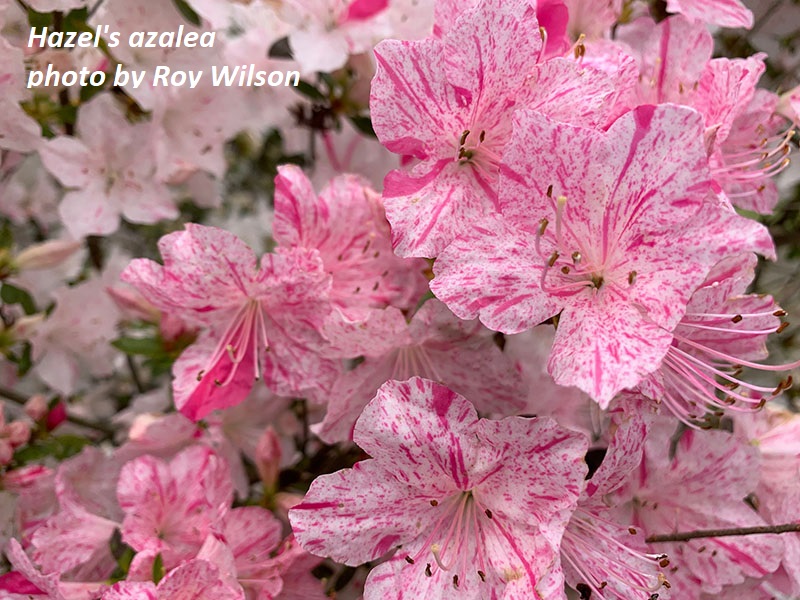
[291,377,589,599]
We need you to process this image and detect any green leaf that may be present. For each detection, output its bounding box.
[152,553,166,584]
[294,80,326,102]
[112,336,164,357]
[0,221,12,250]
[1,283,37,315]
[348,115,376,138]
[173,0,201,25]
[12,434,91,466]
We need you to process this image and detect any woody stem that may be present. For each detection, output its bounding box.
[647,523,800,543]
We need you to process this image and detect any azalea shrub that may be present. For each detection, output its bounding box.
[1,0,800,599]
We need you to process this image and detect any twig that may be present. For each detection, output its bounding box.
[0,385,115,438]
[127,355,144,394]
[646,523,800,543]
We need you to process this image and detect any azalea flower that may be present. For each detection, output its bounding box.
[639,254,799,427]
[38,93,177,238]
[314,299,526,443]
[291,377,588,599]
[371,0,613,257]
[664,0,753,29]
[121,224,337,420]
[272,164,427,321]
[432,104,774,406]
[117,446,234,570]
[621,421,784,598]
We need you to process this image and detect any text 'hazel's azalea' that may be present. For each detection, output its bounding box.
[432,104,775,407]
[289,377,588,599]
[370,0,613,258]
[121,224,336,420]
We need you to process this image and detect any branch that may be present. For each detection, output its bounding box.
[647,523,800,543]
[0,385,115,438]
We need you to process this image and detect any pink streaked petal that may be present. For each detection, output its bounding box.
[696,56,765,145]
[289,459,444,566]
[383,159,497,258]
[666,0,753,28]
[171,330,256,421]
[475,416,588,528]
[521,58,615,128]
[120,224,257,321]
[101,582,158,600]
[442,0,541,95]
[157,559,244,600]
[272,164,326,248]
[431,213,560,333]
[549,294,675,407]
[500,105,711,236]
[353,378,480,488]
[371,39,464,159]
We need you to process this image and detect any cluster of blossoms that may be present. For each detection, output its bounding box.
[1,0,800,599]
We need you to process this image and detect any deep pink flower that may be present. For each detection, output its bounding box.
[291,377,588,599]
[121,224,337,420]
[371,0,613,257]
[432,105,774,406]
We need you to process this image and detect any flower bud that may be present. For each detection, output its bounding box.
[255,426,282,492]
[15,240,82,271]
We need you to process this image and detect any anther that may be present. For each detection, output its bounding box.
[776,322,789,333]
[196,370,205,381]
[546,184,553,198]
[628,527,637,535]
[460,130,470,146]
[572,251,581,263]
[773,310,787,317]
[538,218,549,236]
[548,251,559,267]
[659,557,670,568]
[484,509,493,519]
[479,130,486,143]
[628,270,637,285]
[405,556,415,564]
[478,570,486,582]
[561,266,570,274]
[430,500,439,506]
[425,563,432,577]
[453,575,459,589]
[731,314,743,323]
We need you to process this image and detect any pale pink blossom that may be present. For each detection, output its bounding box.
[38,94,177,238]
[291,377,589,599]
[29,277,121,395]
